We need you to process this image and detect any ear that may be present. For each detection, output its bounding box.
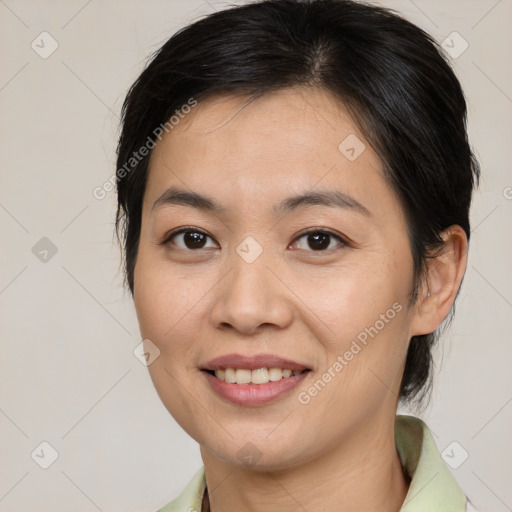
[410,225,468,337]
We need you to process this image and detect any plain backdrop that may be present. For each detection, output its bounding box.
[0,0,511,511]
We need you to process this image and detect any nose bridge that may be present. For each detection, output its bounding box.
[209,241,293,334]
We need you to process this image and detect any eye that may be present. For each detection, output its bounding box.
[291,229,347,252]
[162,228,218,250]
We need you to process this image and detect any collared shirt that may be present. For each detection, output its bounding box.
[157,415,478,512]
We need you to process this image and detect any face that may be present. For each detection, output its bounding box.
[133,87,420,470]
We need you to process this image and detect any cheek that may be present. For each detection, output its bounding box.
[133,248,212,356]
[133,251,210,433]
[301,262,409,342]
[295,256,413,392]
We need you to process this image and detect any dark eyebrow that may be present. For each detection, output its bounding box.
[274,189,370,217]
[152,186,228,213]
[152,186,370,216]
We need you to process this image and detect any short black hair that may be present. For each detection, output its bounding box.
[116,0,480,404]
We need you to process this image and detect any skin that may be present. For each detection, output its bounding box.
[133,86,468,512]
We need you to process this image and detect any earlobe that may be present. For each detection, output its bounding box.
[410,225,468,337]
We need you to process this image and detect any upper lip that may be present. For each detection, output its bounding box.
[201,353,311,371]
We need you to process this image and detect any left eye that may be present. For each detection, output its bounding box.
[292,230,346,251]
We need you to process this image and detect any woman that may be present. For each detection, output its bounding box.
[115,0,480,510]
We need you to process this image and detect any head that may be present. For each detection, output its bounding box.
[116,0,479,469]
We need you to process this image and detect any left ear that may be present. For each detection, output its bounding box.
[410,225,468,337]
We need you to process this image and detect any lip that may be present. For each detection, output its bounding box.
[201,353,311,372]
[202,370,310,407]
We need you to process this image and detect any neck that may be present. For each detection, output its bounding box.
[200,414,410,512]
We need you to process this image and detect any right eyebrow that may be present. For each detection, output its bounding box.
[151,186,228,214]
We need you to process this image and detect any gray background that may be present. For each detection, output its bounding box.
[0,0,510,510]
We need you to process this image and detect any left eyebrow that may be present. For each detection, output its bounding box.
[274,189,371,217]
[151,186,370,217]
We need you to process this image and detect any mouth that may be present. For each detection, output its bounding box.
[199,353,312,406]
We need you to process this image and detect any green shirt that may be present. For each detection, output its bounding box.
[157,415,477,512]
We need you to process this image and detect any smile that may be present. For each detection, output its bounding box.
[201,368,311,407]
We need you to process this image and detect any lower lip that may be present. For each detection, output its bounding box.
[202,371,310,406]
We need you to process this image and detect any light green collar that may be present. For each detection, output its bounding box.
[159,415,467,511]
[395,415,466,511]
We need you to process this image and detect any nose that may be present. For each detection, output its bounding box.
[209,253,294,335]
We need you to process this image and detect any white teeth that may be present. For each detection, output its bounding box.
[268,368,283,382]
[224,368,236,383]
[235,369,251,384]
[251,368,269,384]
[213,367,306,384]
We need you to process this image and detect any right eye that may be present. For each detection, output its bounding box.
[163,228,219,250]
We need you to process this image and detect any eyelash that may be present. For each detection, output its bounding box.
[160,226,350,253]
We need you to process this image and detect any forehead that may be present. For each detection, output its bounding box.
[151,87,371,163]
[144,87,400,221]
